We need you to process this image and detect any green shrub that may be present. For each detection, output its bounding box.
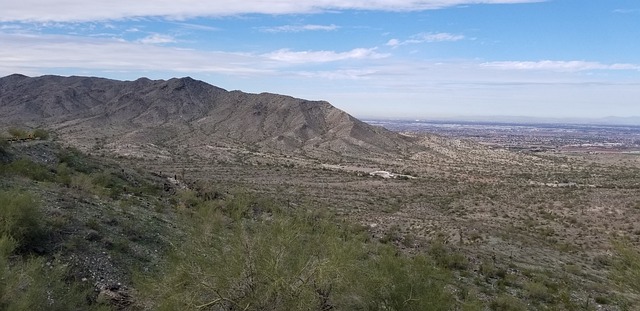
[380,224,402,244]
[71,173,98,194]
[490,294,527,311]
[524,281,553,303]
[360,247,454,311]
[136,195,455,311]
[0,235,104,310]
[594,296,610,305]
[0,190,46,251]
[139,208,356,310]
[91,171,126,198]
[6,158,55,181]
[429,240,469,270]
[175,189,201,209]
[59,147,95,174]
[612,241,640,293]
[32,128,49,140]
[56,162,73,186]
[460,295,484,311]
[0,138,9,152]
[480,259,497,279]
[8,127,28,139]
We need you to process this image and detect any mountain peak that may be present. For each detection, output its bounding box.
[0,73,29,84]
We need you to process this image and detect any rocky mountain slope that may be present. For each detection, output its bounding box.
[0,74,416,159]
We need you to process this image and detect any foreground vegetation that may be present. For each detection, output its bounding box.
[2,131,640,310]
[1,134,466,310]
[137,192,459,310]
[0,190,107,311]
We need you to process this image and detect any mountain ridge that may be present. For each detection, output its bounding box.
[0,74,417,159]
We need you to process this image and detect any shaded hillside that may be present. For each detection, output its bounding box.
[0,74,417,158]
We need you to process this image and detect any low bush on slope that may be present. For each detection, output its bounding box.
[136,193,456,311]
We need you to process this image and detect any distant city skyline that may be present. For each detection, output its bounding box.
[1,0,639,119]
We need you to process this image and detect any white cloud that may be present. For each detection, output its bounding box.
[263,48,389,63]
[0,0,546,22]
[260,24,339,33]
[0,24,23,30]
[0,33,272,76]
[0,33,383,75]
[481,60,640,72]
[386,32,465,47]
[138,34,175,44]
[296,69,378,80]
[386,39,401,47]
[419,32,465,42]
[174,22,219,32]
[613,9,640,14]
[4,32,633,84]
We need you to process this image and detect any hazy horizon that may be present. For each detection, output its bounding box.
[358,114,640,123]
[1,0,639,119]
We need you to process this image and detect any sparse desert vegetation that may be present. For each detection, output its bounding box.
[0,138,468,310]
[2,128,640,310]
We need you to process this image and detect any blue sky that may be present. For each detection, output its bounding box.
[1,0,639,119]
